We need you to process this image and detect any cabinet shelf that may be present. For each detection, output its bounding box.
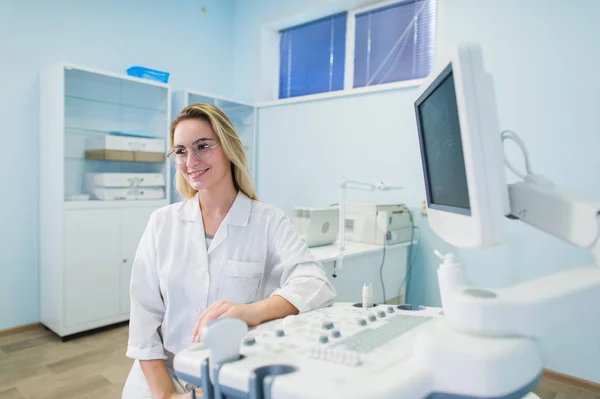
[65,95,167,113]
[220,105,254,114]
[65,155,166,164]
[65,127,163,139]
[64,199,169,210]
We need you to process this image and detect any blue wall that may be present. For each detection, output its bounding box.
[234,0,600,383]
[0,0,235,330]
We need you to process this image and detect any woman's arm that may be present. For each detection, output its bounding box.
[264,209,337,313]
[254,294,299,321]
[139,360,179,399]
[191,295,298,343]
[127,213,190,397]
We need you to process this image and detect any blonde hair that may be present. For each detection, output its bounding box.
[169,103,257,200]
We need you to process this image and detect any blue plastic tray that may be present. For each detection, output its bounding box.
[126,66,169,83]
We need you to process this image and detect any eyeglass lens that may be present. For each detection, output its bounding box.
[171,142,214,164]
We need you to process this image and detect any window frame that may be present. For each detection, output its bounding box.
[258,0,443,106]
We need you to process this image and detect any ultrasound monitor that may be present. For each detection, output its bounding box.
[414,43,510,248]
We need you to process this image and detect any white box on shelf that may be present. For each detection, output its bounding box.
[85,173,165,188]
[88,187,137,201]
[86,135,165,153]
[85,135,130,152]
[135,187,165,200]
[84,135,166,162]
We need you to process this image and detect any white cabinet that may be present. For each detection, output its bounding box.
[171,90,257,203]
[119,207,156,315]
[64,209,121,327]
[39,63,171,337]
[61,207,155,331]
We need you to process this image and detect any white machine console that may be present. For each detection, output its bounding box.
[174,302,542,399]
[172,41,580,399]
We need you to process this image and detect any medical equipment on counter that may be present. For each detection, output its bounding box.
[293,206,339,247]
[175,301,541,399]
[172,42,576,398]
[414,42,600,339]
[337,180,404,275]
[344,202,412,246]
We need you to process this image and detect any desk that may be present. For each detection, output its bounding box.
[310,240,416,264]
[309,240,417,305]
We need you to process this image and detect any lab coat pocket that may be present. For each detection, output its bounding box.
[219,259,265,304]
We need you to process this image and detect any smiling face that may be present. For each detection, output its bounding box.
[172,118,232,192]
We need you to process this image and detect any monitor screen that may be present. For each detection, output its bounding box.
[416,64,471,215]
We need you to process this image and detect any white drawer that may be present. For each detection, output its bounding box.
[134,187,165,200]
[85,173,165,188]
[86,135,165,153]
[87,187,136,201]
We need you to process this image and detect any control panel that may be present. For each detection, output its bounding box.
[174,302,543,399]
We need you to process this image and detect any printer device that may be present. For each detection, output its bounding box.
[293,206,339,247]
[344,202,412,246]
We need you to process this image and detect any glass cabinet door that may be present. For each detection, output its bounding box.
[63,68,169,203]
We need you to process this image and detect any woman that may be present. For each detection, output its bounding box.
[122,104,336,399]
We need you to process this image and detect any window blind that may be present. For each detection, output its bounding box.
[354,0,437,88]
[279,12,347,98]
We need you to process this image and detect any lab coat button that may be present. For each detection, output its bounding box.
[243,337,256,346]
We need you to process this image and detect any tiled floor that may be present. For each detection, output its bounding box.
[0,323,598,399]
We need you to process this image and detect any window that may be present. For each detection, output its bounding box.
[354,0,437,88]
[275,0,437,99]
[279,13,347,99]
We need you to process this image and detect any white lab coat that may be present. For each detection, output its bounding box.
[122,191,336,398]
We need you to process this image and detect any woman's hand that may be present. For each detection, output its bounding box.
[191,300,263,343]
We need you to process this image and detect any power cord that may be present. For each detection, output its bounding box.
[401,209,416,304]
[378,208,416,305]
[379,238,388,303]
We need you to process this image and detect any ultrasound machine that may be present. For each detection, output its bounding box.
[173,43,600,399]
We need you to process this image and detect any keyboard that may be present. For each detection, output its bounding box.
[332,314,432,353]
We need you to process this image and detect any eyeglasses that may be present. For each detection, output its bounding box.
[168,141,221,165]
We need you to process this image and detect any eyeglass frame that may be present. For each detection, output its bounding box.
[167,141,221,164]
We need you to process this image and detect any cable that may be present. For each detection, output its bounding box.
[501,130,533,180]
[501,130,555,189]
[399,209,416,304]
[381,208,417,305]
[379,238,388,304]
